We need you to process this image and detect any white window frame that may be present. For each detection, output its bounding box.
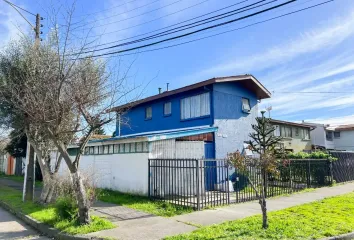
[164,102,172,116]
[334,131,340,138]
[281,125,292,138]
[180,92,210,120]
[145,106,152,120]
[241,98,251,113]
[302,129,310,140]
[273,125,280,136]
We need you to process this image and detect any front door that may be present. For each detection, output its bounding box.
[204,142,216,190]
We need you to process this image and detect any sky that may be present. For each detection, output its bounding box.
[1,0,353,128]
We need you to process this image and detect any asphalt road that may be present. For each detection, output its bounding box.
[0,207,50,240]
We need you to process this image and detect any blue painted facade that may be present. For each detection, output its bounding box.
[116,81,261,158]
[119,87,213,136]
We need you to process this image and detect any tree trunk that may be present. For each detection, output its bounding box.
[260,197,268,229]
[40,174,56,204]
[260,170,268,229]
[72,171,90,224]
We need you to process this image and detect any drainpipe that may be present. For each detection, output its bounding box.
[117,113,121,137]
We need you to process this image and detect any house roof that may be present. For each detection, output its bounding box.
[111,74,271,112]
[331,124,354,131]
[270,119,315,129]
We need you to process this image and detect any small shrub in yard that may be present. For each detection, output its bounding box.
[55,196,78,221]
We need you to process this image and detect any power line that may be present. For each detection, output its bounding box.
[69,0,141,18]
[89,0,335,59]
[77,0,277,55]
[2,0,35,29]
[76,0,211,40]
[74,0,183,30]
[77,0,297,58]
[81,0,250,50]
[2,0,36,16]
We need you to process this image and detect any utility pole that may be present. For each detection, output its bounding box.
[23,13,42,202]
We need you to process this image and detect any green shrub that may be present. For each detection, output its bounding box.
[55,196,78,221]
[287,151,337,161]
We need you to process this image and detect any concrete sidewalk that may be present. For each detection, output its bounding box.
[2,177,353,240]
[88,182,354,240]
[172,182,354,226]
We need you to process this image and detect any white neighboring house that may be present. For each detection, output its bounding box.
[305,122,354,151]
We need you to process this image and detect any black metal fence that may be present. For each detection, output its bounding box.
[330,151,354,183]
[148,158,332,210]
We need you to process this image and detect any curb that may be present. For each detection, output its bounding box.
[321,232,354,240]
[0,200,104,240]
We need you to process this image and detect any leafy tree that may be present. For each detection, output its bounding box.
[228,111,283,229]
[5,130,27,158]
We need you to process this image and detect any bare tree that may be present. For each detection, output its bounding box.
[228,111,284,229]
[0,2,137,224]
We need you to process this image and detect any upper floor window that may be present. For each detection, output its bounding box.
[145,106,152,120]
[242,98,251,113]
[164,102,172,116]
[302,129,310,140]
[181,92,210,120]
[281,125,292,138]
[334,131,340,138]
[273,125,280,136]
[326,131,333,141]
[295,128,300,136]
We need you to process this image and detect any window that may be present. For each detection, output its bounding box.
[273,125,280,136]
[143,142,149,152]
[136,142,143,152]
[130,143,136,153]
[114,144,119,153]
[281,125,292,138]
[89,147,94,155]
[99,146,104,154]
[108,145,114,154]
[181,92,210,120]
[145,106,152,119]
[241,98,251,113]
[302,129,310,140]
[334,131,340,138]
[104,145,109,154]
[119,144,124,153]
[295,128,300,136]
[124,143,130,153]
[94,146,99,154]
[164,102,172,116]
[326,131,333,141]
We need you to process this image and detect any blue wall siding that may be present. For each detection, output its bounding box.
[212,82,259,158]
[118,88,213,136]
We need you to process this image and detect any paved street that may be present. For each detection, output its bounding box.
[0,207,50,240]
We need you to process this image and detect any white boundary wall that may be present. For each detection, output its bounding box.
[58,153,149,195]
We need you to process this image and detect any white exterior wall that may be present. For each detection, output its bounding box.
[0,154,7,174]
[309,124,326,147]
[333,130,354,151]
[58,153,150,195]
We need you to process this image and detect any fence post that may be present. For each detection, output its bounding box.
[329,159,333,185]
[196,159,200,210]
[148,159,151,198]
[226,162,230,205]
[307,160,311,187]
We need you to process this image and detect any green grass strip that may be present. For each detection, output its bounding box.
[166,192,354,240]
[98,189,193,217]
[0,185,114,235]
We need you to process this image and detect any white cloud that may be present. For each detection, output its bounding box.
[304,114,354,126]
[190,10,354,79]
[0,3,31,48]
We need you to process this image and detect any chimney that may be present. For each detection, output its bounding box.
[166,83,169,91]
[158,87,162,94]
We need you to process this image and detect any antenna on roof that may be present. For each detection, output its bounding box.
[158,87,162,94]
[166,83,169,91]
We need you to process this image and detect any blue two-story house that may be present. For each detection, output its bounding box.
[66,74,271,195]
[111,74,271,159]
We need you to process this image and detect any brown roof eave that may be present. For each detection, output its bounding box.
[110,75,271,112]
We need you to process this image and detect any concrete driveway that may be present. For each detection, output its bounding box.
[0,207,50,240]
